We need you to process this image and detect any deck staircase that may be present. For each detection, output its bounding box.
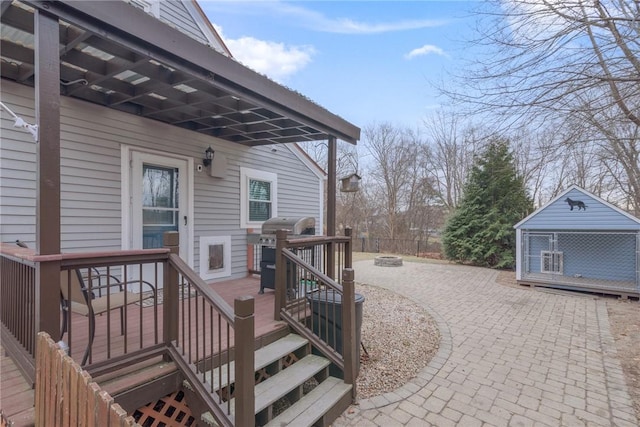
[184,333,352,427]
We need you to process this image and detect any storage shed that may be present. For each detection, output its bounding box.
[514,185,640,298]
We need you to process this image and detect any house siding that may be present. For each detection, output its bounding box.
[158,0,210,46]
[121,0,227,53]
[518,188,640,230]
[1,87,38,241]
[0,80,322,280]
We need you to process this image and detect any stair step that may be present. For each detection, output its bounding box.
[265,377,352,427]
[98,357,177,397]
[246,354,331,414]
[195,333,308,392]
[200,354,331,425]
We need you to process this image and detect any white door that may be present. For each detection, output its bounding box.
[131,151,190,288]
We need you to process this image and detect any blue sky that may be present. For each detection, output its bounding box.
[199,1,478,130]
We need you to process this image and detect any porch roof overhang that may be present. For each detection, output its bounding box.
[0,0,360,146]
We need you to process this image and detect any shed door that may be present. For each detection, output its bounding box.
[525,233,556,274]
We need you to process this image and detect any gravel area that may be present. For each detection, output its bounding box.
[355,283,441,398]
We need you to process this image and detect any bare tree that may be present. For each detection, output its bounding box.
[422,111,490,209]
[362,123,434,240]
[441,0,640,213]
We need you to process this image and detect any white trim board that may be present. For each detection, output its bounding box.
[121,145,195,267]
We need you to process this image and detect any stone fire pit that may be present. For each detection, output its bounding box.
[374,255,403,267]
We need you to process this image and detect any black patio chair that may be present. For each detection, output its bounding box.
[59,269,156,365]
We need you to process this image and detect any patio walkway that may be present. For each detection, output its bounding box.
[334,260,638,427]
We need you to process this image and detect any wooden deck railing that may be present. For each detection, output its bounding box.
[1,233,255,427]
[165,252,254,427]
[35,332,139,426]
[274,228,358,397]
[0,250,37,382]
[59,251,168,368]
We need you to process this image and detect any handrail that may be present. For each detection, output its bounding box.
[168,346,234,427]
[280,309,344,370]
[168,253,234,324]
[165,248,254,427]
[274,228,357,399]
[0,243,168,265]
[283,235,351,246]
[59,249,170,269]
[281,248,343,293]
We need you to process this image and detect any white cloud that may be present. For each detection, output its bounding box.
[314,16,447,34]
[204,2,448,35]
[277,2,448,34]
[405,44,449,59]
[214,25,315,82]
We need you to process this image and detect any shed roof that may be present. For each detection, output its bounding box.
[514,185,640,231]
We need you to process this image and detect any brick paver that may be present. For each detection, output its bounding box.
[332,260,638,426]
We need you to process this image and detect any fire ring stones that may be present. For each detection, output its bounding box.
[374,256,403,267]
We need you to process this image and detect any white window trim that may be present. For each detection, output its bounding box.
[240,167,277,229]
[541,251,563,274]
[199,236,231,280]
[121,145,194,267]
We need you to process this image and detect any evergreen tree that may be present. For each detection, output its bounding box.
[442,139,533,269]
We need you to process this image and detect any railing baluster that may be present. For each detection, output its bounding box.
[274,232,356,390]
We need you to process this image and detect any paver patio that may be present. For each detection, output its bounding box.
[333,260,638,427]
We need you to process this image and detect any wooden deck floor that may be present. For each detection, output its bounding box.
[0,276,282,425]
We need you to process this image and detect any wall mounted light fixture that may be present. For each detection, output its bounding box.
[0,101,38,142]
[203,146,214,167]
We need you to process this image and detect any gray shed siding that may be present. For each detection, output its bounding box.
[517,188,640,230]
[0,80,322,279]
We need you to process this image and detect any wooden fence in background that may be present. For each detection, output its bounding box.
[35,332,140,427]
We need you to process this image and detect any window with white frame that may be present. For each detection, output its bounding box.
[540,251,563,274]
[240,167,277,228]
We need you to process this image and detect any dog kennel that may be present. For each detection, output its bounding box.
[514,185,640,298]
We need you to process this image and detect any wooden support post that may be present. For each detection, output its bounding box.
[35,9,61,342]
[274,229,287,320]
[234,296,255,427]
[327,136,337,237]
[341,268,357,402]
[163,232,179,352]
[326,136,337,280]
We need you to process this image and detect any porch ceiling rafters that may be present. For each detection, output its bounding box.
[0,0,360,146]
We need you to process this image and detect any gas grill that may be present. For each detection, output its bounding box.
[258,216,316,247]
[258,216,316,293]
